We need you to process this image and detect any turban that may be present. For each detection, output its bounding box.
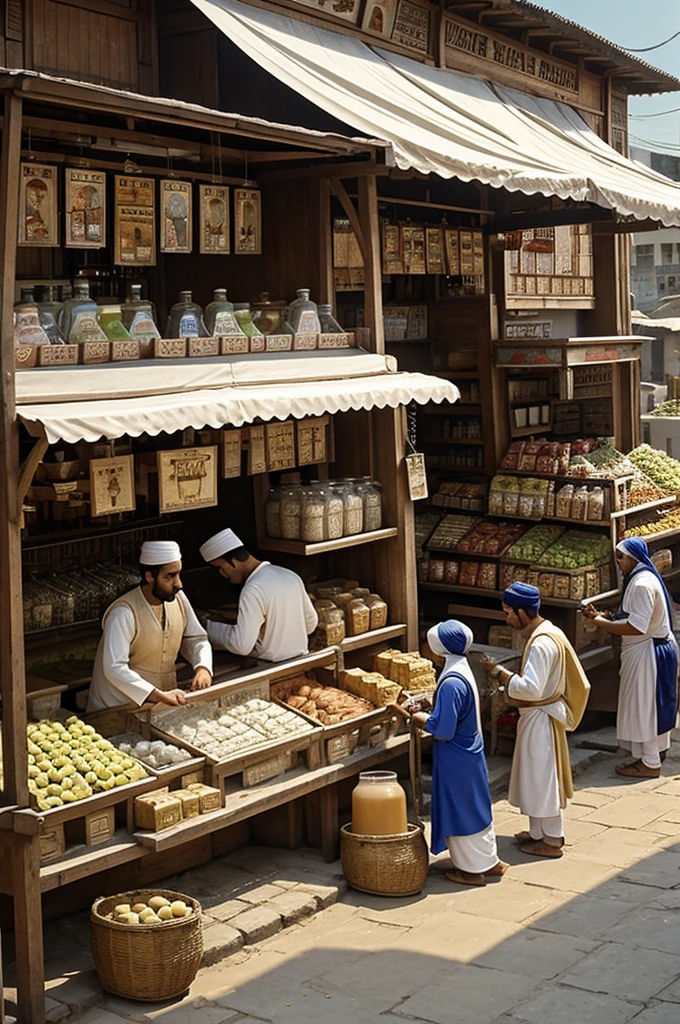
[139,540,181,565]
[427,619,473,656]
[199,528,243,562]
[503,581,541,613]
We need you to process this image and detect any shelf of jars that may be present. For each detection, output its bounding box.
[258,527,398,556]
[339,623,407,653]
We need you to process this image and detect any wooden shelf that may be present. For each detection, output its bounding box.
[509,424,552,438]
[628,526,680,545]
[22,516,183,552]
[420,404,481,414]
[610,496,675,518]
[258,527,398,556]
[423,437,485,446]
[40,829,146,892]
[420,581,585,608]
[340,623,407,652]
[435,370,480,380]
[426,463,485,473]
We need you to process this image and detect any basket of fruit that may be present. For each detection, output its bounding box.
[91,889,203,1001]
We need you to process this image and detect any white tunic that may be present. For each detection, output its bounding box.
[617,570,675,748]
[507,634,568,818]
[88,591,213,712]
[207,561,318,662]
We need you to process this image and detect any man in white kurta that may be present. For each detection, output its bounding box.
[486,581,589,858]
[88,540,213,713]
[585,538,678,778]
[200,528,318,661]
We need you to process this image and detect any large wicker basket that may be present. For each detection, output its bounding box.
[91,889,203,1002]
[340,823,429,897]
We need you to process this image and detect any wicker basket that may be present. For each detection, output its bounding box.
[91,889,203,1001]
[340,823,429,897]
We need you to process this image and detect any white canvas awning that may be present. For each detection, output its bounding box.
[192,0,680,227]
[16,351,458,444]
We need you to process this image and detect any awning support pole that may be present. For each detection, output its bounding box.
[18,435,49,507]
[358,175,385,355]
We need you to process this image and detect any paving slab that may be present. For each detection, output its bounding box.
[656,977,680,1003]
[558,940,679,1002]
[203,898,252,923]
[619,1004,680,1024]
[295,879,346,909]
[201,921,245,966]
[568,825,663,867]
[391,911,521,963]
[506,986,643,1024]
[526,892,639,938]
[619,848,680,888]
[595,905,680,954]
[266,890,318,926]
[228,904,283,944]
[509,853,617,893]
[472,928,597,979]
[391,964,536,1024]
[67,1010,131,1024]
[439,876,560,924]
[580,793,680,829]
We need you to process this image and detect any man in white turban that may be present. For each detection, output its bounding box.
[87,540,213,712]
[199,528,318,662]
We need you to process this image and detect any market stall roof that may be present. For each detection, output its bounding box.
[16,351,459,444]
[191,0,680,227]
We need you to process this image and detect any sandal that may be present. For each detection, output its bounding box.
[519,839,564,858]
[615,759,660,779]
[444,868,487,886]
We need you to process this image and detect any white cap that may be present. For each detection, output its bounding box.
[140,540,181,565]
[199,528,243,563]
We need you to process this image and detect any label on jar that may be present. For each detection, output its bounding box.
[213,310,243,336]
[129,311,160,341]
[179,313,199,336]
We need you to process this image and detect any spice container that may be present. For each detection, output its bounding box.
[366,594,388,629]
[571,486,589,521]
[280,484,302,540]
[313,606,346,647]
[205,288,245,337]
[341,481,364,535]
[301,484,328,543]
[166,291,208,338]
[287,288,321,334]
[346,597,371,636]
[326,485,345,539]
[234,303,263,338]
[318,304,343,333]
[14,305,52,346]
[587,486,605,521]
[358,477,383,532]
[265,486,282,538]
[351,770,408,836]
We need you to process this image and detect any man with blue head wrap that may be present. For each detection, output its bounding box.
[485,582,590,858]
[411,618,507,886]
[584,538,678,778]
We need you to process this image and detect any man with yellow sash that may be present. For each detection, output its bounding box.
[484,582,590,858]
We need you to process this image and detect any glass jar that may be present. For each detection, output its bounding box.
[233,303,263,338]
[14,305,51,346]
[265,485,282,538]
[318,303,343,333]
[346,597,370,636]
[340,480,364,536]
[287,288,321,334]
[280,484,302,540]
[98,305,133,341]
[61,279,108,342]
[357,477,382,532]
[122,284,160,355]
[326,484,345,539]
[351,770,408,836]
[301,484,328,543]
[205,289,245,337]
[251,292,287,335]
[166,291,208,338]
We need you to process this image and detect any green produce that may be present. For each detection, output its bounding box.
[26,715,147,812]
[627,445,680,495]
[649,400,680,418]
[536,530,611,569]
[505,525,566,562]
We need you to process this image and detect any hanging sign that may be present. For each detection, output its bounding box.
[199,184,230,254]
[90,455,136,517]
[160,179,193,253]
[114,175,156,266]
[65,169,106,248]
[405,452,428,501]
[157,447,218,513]
[234,188,262,254]
[19,163,59,246]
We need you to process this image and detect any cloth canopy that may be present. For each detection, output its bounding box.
[192,0,680,227]
[16,350,458,444]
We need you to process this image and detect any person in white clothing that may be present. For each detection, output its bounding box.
[87,540,213,713]
[199,528,318,662]
[584,537,678,779]
[485,581,589,859]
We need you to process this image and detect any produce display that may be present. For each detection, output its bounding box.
[271,674,376,724]
[427,557,497,589]
[499,439,573,475]
[108,895,193,926]
[113,734,194,769]
[151,697,314,760]
[431,481,485,511]
[536,530,611,569]
[455,519,527,555]
[649,399,680,417]
[27,715,147,810]
[627,445,680,495]
[626,507,680,538]
[427,514,482,551]
[504,525,566,562]
[489,476,552,519]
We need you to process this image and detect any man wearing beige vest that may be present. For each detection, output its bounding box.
[87,540,213,712]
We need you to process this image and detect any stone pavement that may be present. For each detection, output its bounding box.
[5,735,680,1024]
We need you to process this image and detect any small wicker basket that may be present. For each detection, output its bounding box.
[340,823,429,897]
[91,889,203,1002]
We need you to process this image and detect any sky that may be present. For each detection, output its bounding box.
[539,0,680,155]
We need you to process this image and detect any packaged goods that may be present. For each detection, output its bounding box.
[571,486,589,521]
[115,735,193,769]
[427,514,481,551]
[444,561,460,584]
[172,789,200,818]
[366,594,388,629]
[373,649,400,677]
[536,530,611,569]
[478,563,497,589]
[346,598,371,636]
[459,562,479,587]
[185,782,221,812]
[455,520,526,556]
[556,485,574,518]
[134,792,183,831]
[428,559,445,582]
[587,486,605,521]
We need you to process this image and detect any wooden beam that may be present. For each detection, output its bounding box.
[330,178,368,266]
[317,179,335,307]
[492,207,613,232]
[257,161,391,184]
[12,833,45,1024]
[358,175,385,355]
[0,91,28,808]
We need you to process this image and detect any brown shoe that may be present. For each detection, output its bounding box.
[484,860,509,877]
[514,830,534,845]
[615,759,661,779]
[520,839,564,858]
[444,868,487,886]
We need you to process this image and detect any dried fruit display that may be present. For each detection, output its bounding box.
[627,445,680,495]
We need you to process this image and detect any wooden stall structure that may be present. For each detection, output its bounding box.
[0,71,459,1023]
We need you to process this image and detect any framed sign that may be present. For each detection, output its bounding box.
[65,169,106,248]
[157,446,218,513]
[362,0,398,35]
[297,416,329,466]
[90,455,136,517]
[391,0,430,54]
[405,453,428,501]
[199,184,230,254]
[160,179,192,253]
[382,222,403,275]
[426,227,445,274]
[222,429,242,478]
[247,426,267,475]
[19,163,58,246]
[444,228,460,275]
[266,421,296,472]
[234,188,262,254]
[114,175,155,266]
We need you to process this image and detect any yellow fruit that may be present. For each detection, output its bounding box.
[139,907,158,923]
[28,765,39,779]
[61,790,78,803]
[148,895,171,911]
[170,901,187,918]
[60,776,74,790]
[44,796,63,808]
[114,904,131,916]
[157,906,173,921]
[120,912,140,925]
[113,775,128,787]
[46,784,62,797]
[132,903,147,914]
[35,773,49,789]
[85,771,97,785]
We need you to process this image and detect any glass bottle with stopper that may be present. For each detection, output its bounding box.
[122,285,160,355]
[204,289,245,337]
[287,288,321,334]
[166,290,208,338]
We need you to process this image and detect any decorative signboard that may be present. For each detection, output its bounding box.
[247,426,267,475]
[504,320,553,340]
[222,429,242,478]
[391,0,430,54]
[157,446,218,513]
[90,455,136,517]
[297,416,329,465]
[505,225,594,305]
[265,422,297,472]
[199,184,230,254]
[114,175,156,266]
[289,0,361,23]
[19,163,59,246]
[160,179,192,253]
[234,188,262,254]
[362,0,398,36]
[65,169,106,248]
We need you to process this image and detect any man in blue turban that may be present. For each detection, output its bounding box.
[584,538,678,778]
[411,619,507,886]
[485,582,590,858]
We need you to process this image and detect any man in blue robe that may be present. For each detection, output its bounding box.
[412,619,507,886]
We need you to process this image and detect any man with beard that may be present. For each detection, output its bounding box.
[199,528,318,662]
[87,540,212,712]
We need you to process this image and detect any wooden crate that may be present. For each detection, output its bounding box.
[39,821,66,864]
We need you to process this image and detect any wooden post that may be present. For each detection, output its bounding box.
[357,175,385,355]
[12,832,45,1024]
[317,178,335,307]
[0,91,28,808]
[318,783,339,862]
